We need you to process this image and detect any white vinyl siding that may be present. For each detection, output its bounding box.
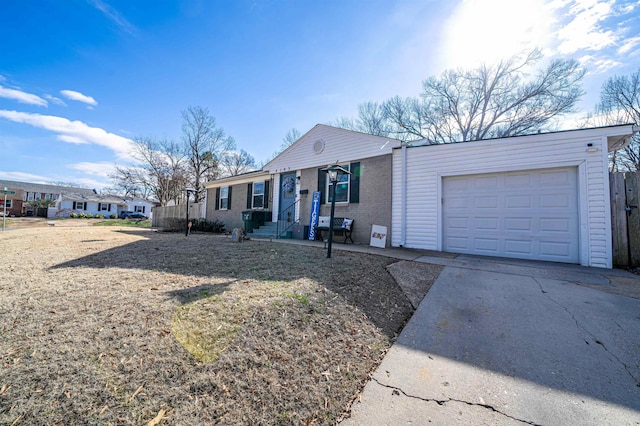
[265,125,399,174]
[392,127,632,268]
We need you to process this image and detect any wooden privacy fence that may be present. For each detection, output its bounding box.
[610,172,640,267]
[152,203,205,228]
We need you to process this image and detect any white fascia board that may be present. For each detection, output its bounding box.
[204,171,270,189]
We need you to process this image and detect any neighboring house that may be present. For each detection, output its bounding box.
[205,124,401,245]
[391,124,636,269]
[125,198,156,219]
[0,179,95,216]
[55,193,128,217]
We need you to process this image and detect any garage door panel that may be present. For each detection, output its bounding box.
[504,240,533,255]
[443,167,579,263]
[505,218,532,231]
[506,195,532,208]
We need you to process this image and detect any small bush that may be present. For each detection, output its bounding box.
[96,214,105,219]
[78,212,86,218]
[70,213,78,218]
[85,213,93,218]
[161,218,225,233]
[109,214,117,219]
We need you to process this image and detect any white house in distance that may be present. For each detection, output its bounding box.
[391,124,636,269]
[54,193,155,219]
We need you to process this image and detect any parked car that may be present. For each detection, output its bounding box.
[119,211,147,219]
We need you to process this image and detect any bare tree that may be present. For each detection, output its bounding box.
[335,50,585,144]
[111,137,187,206]
[181,106,236,202]
[593,69,640,171]
[220,149,257,177]
[264,128,302,164]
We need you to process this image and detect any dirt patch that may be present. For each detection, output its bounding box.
[386,261,445,308]
[0,227,437,424]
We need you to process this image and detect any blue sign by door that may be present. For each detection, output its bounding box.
[308,191,321,240]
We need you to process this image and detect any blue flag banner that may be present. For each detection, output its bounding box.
[308,191,321,240]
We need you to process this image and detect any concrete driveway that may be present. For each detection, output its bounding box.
[343,256,640,425]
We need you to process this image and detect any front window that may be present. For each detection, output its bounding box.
[219,186,229,210]
[35,193,41,200]
[28,192,34,201]
[23,192,27,201]
[134,205,145,213]
[252,182,264,208]
[45,194,51,200]
[52,194,58,201]
[74,202,85,210]
[3,199,12,209]
[327,165,350,203]
[99,203,109,211]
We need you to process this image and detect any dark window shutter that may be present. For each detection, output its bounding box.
[215,188,220,210]
[108,204,111,212]
[228,187,232,208]
[350,162,360,204]
[247,183,253,209]
[98,203,101,211]
[318,169,326,204]
[84,203,87,210]
[143,206,146,213]
[73,201,76,210]
[264,180,270,208]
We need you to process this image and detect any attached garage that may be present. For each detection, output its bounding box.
[442,167,579,263]
[391,125,636,268]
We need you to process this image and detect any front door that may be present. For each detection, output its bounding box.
[278,172,297,222]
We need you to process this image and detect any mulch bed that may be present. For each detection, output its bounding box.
[0,227,440,425]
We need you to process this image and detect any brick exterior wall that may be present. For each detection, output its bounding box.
[298,154,392,245]
[206,183,273,232]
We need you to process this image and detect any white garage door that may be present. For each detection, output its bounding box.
[443,167,579,263]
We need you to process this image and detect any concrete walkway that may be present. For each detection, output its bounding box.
[341,254,640,425]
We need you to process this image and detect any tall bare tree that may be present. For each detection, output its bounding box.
[593,69,640,171]
[335,49,585,144]
[111,137,187,206]
[181,106,236,202]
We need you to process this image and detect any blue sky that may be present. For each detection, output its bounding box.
[1,0,639,190]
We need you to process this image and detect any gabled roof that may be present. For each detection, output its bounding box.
[264,124,402,173]
[0,179,96,195]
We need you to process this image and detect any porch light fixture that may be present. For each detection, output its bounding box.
[320,165,351,258]
[182,188,196,236]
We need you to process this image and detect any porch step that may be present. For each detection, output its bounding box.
[249,222,291,239]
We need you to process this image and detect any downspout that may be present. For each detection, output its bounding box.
[400,143,407,247]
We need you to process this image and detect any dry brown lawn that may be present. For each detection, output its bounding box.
[0,227,439,425]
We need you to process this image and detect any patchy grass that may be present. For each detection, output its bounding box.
[93,219,152,227]
[0,227,440,425]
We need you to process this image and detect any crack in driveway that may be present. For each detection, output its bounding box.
[534,278,640,388]
[371,377,540,425]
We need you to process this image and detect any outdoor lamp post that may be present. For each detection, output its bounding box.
[182,188,196,236]
[321,165,351,258]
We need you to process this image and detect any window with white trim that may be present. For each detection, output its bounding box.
[252,182,264,208]
[52,194,58,201]
[3,199,12,209]
[35,193,41,200]
[74,201,85,210]
[134,205,145,213]
[23,192,27,201]
[99,203,109,211]
[45,194,51,200]
[327,164,350,203]
[28,192,34,201]
[219,186,229,210]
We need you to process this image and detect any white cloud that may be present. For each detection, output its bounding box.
[60,89,98,106]
[88,0,137,35]
[43,94,67,106]
[555,0,617,54]
[68,161,117,178]
[0,170,53,183]
[0,85,48,107]
[0,110,134,160]
[618,36,640,54]
[579,55,622,74]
